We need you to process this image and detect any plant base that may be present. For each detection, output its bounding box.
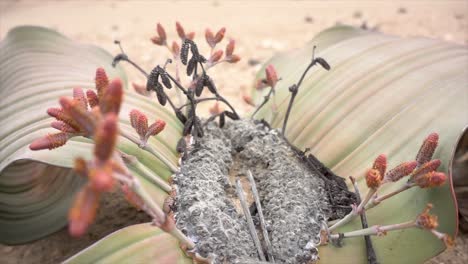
[173,119,355,263]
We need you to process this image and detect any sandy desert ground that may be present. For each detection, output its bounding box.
[1,0,467,263]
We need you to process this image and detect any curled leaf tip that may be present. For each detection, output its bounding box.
[416,132,439,166]
[384,161,417,182]
[365,168,382,189]
[94,114,118,161]
[29,132,70,150]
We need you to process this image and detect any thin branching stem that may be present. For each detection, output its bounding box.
[114,41,149,77]
[329,188,377,232]
[166,72,188,94]
[330,221,416,240]
[350,176,378,264]
[112,46,181,116]
[252,85,275,118]
[169,228,196,249]
[217,95,239,118]
[356,189,377,213]
[164,94,179,114]
[366,183,414,210]
[202,112,223,126]
[235,178,266,261]
[281,85,297,136]
[121,153,172,192]
[331,181,418,231]
[125,58,149,77]
[187,90,199,138]
[177,97,218,111]
[328,209,356,232]
[163,42,184,104]
[199,61,240,118]
[131,176,194,249]
[119,129,178,172]
[113,153,195,249]
[165,72,202,131]
[282,46,317,136]
[248,170,275,262]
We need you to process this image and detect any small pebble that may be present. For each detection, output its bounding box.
[247,58,260,66]
[353,11,362,19]
[304,15,314,23]
[454,13,464,20]
[2,246,13,253]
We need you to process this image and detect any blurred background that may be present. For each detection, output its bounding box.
[1,0,467,117]
[1,0,467,263]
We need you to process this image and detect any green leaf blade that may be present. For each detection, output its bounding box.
[252,26,466,263]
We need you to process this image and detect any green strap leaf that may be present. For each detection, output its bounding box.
[64,223,192,264]
[253,26,465,263]
[0,26,182,244]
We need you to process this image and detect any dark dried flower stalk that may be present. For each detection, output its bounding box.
[282,46,330,136]
[114,27,240,142]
